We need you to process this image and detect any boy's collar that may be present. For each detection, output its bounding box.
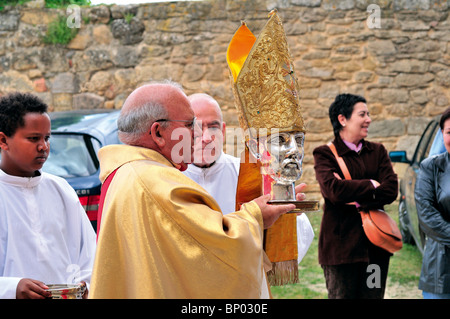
[0,169,43,188]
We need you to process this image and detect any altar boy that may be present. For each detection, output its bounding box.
[0,92,96,298]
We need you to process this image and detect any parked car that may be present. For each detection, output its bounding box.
[0,109,120,231]
[41,110,120,231]
[45,109,121,231]
[389,117,444,254]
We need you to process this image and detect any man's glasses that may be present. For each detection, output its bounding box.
[149,117,197,134]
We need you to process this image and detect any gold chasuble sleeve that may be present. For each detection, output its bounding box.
[90,146,265,299]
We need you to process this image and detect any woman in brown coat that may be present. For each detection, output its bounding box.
[313,94,398,299]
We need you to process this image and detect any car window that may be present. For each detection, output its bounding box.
[413,120,439,165]
[91,138,101,156]
[423,124,440,159]
[429,129,446,157]
[43,134,97,178]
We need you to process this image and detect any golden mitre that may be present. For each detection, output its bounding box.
[226,10,305,138]
[229,11,305,287]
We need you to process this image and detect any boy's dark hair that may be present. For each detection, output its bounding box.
[0,92,48,137]
[329,93,367,137]
[439,107,450,130]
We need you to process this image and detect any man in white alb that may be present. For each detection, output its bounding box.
[183,93,314,264]
[183,93,240,214]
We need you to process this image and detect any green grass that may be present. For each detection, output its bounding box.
[382,204,422,287]
[44,0,91,8]
[0,0,91,11]
[42,14,78,45]
[271,201,423,299]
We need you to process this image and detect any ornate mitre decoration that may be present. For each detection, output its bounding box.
[226,10,305,138]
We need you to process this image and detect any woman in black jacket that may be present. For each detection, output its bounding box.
[415,107,450,299]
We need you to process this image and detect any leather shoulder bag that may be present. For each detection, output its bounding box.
[327,142,403,254]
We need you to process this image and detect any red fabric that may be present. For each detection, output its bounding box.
[96,169,118,240]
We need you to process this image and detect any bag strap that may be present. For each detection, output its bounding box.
[327,142,357,206]
[327,142,352,180]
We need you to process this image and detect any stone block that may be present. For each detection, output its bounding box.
[291,0,321,7]
[382,88,409,103]
[300,88,319,99]
[182,64,206,82]
[300,67,334,79]
[85,71,113,92]
[51,73,79,94]
[52,93,73,111]
[110,4,139,19]
[104,100,115,109]
[369,119,405,137]
[389,59,429,73]
[93,25,113,45]
[12,52,37,71]
[395,73,434,87]
[111,18,145,45]
[112,46,140,68]
[436,69,450,87]
[89,5,111,24]
[21,10,57,26]
[410,89,429,104]
[67,33,91,50]
[397,40,440,54]
[0,70,33,92]
[73,93,105,109]
[33,78,47,93]
[0,12,19,31]
[114,69,138,90]
[72,49,113,72]
[323,0,355,10]
[36,47,70,73]
[368,40,396,56]
[305,118,332,133]
[354,71,375,83]
[25,0,45,9]
[394,0,430,11]
[406,117,431,135]
[28,69,43,79]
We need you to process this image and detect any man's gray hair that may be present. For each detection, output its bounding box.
[117,80,183,145]
[117,102,169,145]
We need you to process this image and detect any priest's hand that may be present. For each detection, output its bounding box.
[253,195,296,229]
[16,278,51,299]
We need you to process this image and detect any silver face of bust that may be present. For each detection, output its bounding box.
[258,131,304,184]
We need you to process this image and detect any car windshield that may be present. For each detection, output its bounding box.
[43,134,98,178]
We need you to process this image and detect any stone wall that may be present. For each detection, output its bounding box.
[0,0,449,197]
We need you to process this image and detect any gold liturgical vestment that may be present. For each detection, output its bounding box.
[90,145,266,299]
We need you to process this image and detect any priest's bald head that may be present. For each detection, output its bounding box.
[117,81,196,171]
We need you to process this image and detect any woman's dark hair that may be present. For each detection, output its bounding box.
[439,107,450,130]
[329,93,367,136]
[0,92,48,137]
